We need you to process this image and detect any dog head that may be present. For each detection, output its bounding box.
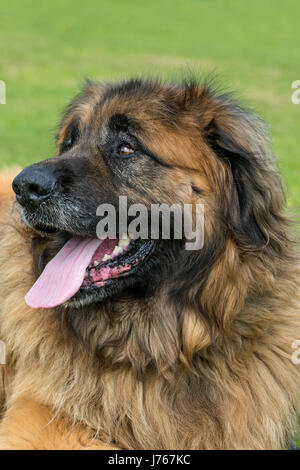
[12,78,286,319]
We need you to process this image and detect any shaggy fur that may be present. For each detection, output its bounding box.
[0,78,300,449]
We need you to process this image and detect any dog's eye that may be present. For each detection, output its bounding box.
[117,144,135,157]
[61,136,73,153]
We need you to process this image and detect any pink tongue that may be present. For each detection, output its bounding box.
[25,237,103,309]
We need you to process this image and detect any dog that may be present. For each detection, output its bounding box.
[0,77,299,449]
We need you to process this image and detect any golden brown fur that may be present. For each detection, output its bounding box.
[0,79,300,449]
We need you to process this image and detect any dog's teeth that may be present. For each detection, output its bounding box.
[102,254,111,261]
[119,233,131,248]
[122,232,132,241]
[93,261,99,267]
[112,246,123,257]
[118,238,130,248]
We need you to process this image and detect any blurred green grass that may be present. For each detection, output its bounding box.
[0,0,299,219]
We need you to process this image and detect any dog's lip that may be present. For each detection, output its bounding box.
[20,212,84,239]
[33,222,59,234]
[18,207,62,236]
[81,238,156,290]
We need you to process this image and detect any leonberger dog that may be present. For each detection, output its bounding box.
[0,77,299,450]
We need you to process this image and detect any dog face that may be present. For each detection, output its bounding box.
[12,78,280,310]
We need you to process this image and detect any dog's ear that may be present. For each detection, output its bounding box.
[196,85,287,252]
[175,83,293,344]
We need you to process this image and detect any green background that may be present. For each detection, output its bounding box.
[0,0,299,220]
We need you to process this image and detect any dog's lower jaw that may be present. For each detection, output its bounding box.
[63,291,103,308]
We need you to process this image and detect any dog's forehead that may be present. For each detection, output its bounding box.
[95,84,205,165]
[87,83,175,130]
[59,81,209,170]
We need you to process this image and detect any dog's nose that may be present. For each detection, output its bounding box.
[12,167,58,208]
